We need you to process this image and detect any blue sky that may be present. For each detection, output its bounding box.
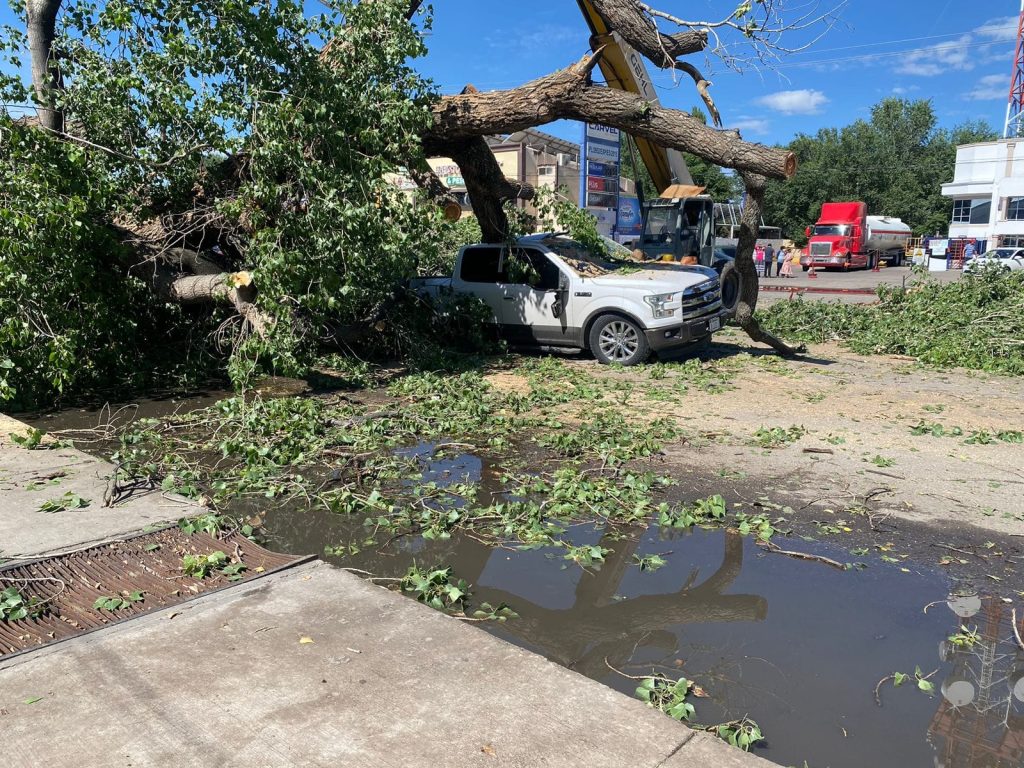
[416,0,1022,147]
[1,1,1019,147]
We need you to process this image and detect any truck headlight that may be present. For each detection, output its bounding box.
[643,293,677,319]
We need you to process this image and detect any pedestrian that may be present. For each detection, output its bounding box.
[763,242,775,277]
[780,246,794,278]
[754,244,765,276]
[963,241,975,264]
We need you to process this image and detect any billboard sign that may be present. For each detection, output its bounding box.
[580,121,622,235]
[617,195,642,237]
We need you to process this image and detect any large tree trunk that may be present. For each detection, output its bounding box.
[423,133,535,243]
[734,173,805,356]
[425,55,793,244]
[427,56,796,180]
[26,0,63,132]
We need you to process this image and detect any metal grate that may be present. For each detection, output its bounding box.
[0,528,310,658]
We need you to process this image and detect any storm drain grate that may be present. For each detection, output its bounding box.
[0,528,310,658]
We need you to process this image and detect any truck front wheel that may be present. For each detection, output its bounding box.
[589,315,650,366]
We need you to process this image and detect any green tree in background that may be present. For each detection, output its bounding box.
[763,98,998,242]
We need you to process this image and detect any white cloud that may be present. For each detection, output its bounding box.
[965,73,1008,101]
[895,33,973,76]
[890,85,919,95]
[895,18,1017,77]
[754,89,829,115]
[975,16,1018,39]
[729,117,770,136]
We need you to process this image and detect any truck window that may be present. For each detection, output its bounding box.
[643,207,677,244]
[459,247,502,283]
[504,248,561,291]
[812,225,851,237]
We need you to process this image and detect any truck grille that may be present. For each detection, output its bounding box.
[681,278,722,320]
[810,242,831,257]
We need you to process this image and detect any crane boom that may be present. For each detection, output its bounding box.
[575,0,692,191]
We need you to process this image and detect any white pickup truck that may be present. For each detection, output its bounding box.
[411,233,728,365]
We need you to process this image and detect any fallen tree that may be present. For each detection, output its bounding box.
[0,0,832,406]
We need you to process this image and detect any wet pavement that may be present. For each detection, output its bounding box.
[23,393,1024,768]
[262,445,1024,768]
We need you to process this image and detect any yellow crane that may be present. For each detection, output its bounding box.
[575,1,741,310]
[575,0,693,191]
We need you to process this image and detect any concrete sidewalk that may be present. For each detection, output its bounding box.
[0,414,770,767]
[0,561,768,767]
[0,414,187,557]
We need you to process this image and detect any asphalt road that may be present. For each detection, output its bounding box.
[757,265,961,305]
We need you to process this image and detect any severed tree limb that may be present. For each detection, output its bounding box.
[152,268,271,338]
[406,156,463,222]
[589,0,707,68]
[734,172,806,356]
[427,55,795,180]
[423,131,535,244]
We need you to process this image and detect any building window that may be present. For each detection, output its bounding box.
[1007,197,1024,221]
[970,200,990,224]
[952,199,991,224]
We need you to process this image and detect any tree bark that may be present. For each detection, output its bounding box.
[734,173,806,356]
[589,0,707,68]
[26,0,63,132]
[423,134,535,243]
[151,268,271,338]
[427,56,796,180]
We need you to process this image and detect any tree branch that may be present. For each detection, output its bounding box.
[733,172,805,356]
[427,55,796,180]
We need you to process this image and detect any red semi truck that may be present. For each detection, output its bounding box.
[801,202,912,271]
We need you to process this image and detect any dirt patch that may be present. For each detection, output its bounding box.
[550,334,1024,540]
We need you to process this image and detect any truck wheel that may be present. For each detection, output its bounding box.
[718,261,741,315]
[589,315,650,366]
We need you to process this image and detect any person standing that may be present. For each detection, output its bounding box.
[777,245,786,276]
[780,246,794,278]
[754,244,765,276]
[763,242,775,277]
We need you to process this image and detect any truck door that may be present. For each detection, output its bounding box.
[455,246,504,325]
[500,247,572,345]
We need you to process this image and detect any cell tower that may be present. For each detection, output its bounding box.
[1005,0,1024,137]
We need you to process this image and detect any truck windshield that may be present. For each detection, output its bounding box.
[642,207,678,245]
[539,238,637,276]
[813,225,851,236]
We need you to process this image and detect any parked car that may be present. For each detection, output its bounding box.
[964,248,1024,273]
[410,234,728,366]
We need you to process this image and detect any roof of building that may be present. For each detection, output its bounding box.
[489,128,580,159]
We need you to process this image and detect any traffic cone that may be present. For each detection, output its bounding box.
[808,265,817,279]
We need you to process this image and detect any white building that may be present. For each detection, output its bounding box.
[941,139,1024,248]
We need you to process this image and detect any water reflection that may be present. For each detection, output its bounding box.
[477,528,765,679]
[929,596,1024,767]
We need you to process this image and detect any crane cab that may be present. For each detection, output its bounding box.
[637,193,715,268]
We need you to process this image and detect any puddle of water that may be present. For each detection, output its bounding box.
[259,447,1024,768]
[39,387,1024,768]
[21,390,231,433]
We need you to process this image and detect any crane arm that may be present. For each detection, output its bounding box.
[575,0,693,192]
